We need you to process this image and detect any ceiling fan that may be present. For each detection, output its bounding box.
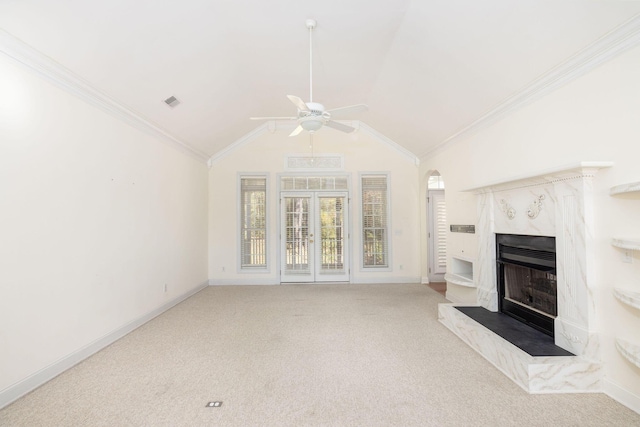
[250,19,368,136]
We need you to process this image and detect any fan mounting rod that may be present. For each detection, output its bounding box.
[248,17,367,137]
[306,19,316,102]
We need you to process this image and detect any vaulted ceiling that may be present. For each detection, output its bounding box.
[2,1,640,159]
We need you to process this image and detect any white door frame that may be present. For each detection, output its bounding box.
[428,189,446,282]
[280,191,349,283]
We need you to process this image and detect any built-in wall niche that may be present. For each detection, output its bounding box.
[609,180,640,371]
[445,257,474,287]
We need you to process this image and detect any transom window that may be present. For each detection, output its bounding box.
[281,176,348,191]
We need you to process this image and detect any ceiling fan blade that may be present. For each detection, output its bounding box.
[326,104,368,118]
[287,95,310,112]
[289,125,304,137]
[250,116,297,121]
[325,121,356,133]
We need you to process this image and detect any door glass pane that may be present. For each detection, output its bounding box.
[319,197,345,273]
[284,197,310,274]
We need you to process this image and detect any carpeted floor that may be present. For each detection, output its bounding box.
[1,283,639,426]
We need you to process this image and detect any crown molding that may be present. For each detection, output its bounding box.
[0,30,209,163]
[463,161,614,193]
[421,13,640,160]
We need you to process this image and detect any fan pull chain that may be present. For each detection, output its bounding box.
[310,133,314,162]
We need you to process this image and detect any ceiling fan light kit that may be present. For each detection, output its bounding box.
[250,19,368,136]
[300,118,324,132]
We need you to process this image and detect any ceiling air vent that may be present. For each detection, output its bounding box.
[163,95,181,108]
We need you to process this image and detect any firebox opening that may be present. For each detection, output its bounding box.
[496,234,557,337]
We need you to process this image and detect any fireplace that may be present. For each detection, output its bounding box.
[496,234,557,337]
[437,163,613,392]
[439,164,612,392]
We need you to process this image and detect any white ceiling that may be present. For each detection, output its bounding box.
[2,1,640,159]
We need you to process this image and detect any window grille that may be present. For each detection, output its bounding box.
[240,177,267,269]
[281,176,348,191]
[361,175,388,268]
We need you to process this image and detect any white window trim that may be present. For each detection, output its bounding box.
[237,173,270,273]
[359,172,392,272]
[278,171,351,192]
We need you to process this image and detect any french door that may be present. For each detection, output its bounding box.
[281,192,349,282]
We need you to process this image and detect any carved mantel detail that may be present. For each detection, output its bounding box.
[500,199,516,220]
[527,195,545,219]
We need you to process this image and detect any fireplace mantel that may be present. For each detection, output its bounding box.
[439,161,615,393]
[463,161,614,194]
[466,161,612,358]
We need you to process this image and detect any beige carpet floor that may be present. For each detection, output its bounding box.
[1,283,639,426]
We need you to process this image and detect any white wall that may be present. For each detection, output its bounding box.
[209,125,420,284]
[0,57,209,404]
[419,45,640,408]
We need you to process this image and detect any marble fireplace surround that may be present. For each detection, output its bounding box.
[439,161,613,393]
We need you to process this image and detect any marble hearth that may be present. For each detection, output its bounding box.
[439,162,613,393]
[439,304,601,393]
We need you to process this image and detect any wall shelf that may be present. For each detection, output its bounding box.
[613,288,640,311]
[616,338,640,369]
[610,181,640,196]
[611,238,640,251]
[444,273,475,288]
[611,185,640,375]
[445,257,475,287]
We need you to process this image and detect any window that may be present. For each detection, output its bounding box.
[427,174,445,189]
[361,174,389,268]
[280,175,348,191]
[240,176,267,269]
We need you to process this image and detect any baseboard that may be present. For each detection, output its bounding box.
[603,378,640,414]
[421,276,430,284]
[351,276,421,284]
[208,278,279,286]
[208,277,422,286]
[0,280,209,410]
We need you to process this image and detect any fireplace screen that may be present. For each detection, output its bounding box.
[503,263,557,317]
[496,233,557,336]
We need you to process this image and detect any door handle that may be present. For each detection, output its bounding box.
[309,240,314,243]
